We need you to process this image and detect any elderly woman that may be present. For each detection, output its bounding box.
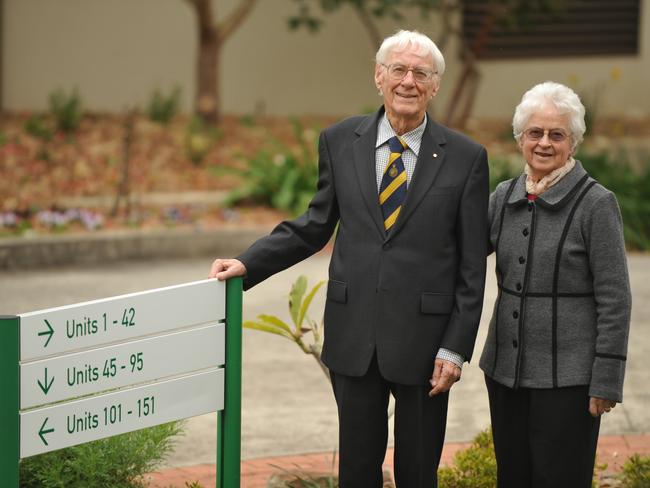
[480,81,631,488]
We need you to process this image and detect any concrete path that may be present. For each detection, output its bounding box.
[1,252,648,468]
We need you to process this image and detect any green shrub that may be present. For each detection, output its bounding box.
[238,113,256,127]
[49,87,83,133]
[183,482,206,488]
[147,87,181,125]
[619,454,650,488]
[268,451,339,487]
[438,429,497,488]
[489,150,650,251]
[270,472,338,488]
[24,114,54,141]
[19,422,182,488]
[488,157,518,193]
[217,119,319,215]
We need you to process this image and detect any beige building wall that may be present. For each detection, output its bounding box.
[3,0,649,119]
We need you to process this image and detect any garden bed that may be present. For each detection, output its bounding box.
[2,112,649,244]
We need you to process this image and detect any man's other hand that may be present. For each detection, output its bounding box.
[208,258,246,281]
[428,358,461,396]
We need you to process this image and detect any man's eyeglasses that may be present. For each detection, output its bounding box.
[381,63,436,83]
[523,127,569,142]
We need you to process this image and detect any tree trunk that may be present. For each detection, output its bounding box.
[186,0,258,124]
[196,22,220,123]
[443,2,502,128]
[353,5,382,50]
[188,0,220,123]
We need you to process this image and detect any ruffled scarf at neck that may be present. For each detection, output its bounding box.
[525,157,575,196]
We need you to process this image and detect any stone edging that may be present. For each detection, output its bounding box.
[0,227,271,270]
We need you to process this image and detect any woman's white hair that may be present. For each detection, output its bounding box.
[512,81,586,151]
[375,30,445,78]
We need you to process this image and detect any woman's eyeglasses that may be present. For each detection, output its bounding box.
[523,127,569,142]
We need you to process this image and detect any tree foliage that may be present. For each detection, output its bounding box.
[288,0,567,128]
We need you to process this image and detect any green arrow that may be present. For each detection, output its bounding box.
[38,319,54,348]
[37,367,54,395]
[38,417,54,446]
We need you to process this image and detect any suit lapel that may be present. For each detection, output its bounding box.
[352,109,386,238]
[388,120,447,239]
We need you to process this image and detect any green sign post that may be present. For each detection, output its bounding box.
[0,315,20,487]
[0,277,243,487]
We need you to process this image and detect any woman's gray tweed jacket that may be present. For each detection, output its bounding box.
[479,160,631,402]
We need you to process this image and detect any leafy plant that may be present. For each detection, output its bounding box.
[271,471,338,488]
[488,150,650,251]
[49,87,83,133]
[619,454,650,488]
[243,275,328,380]
[147,87,182,125]
[183,482,206,488]
[19,422,183,488]
[24,114,54,141]
[438,429,497,488]
[184,116,220,165]
[239,113,256,127]
[217,119,319,216]
[488,157,518,193]
[269,451,339,488]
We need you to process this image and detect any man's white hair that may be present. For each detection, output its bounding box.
[375,30,445,78]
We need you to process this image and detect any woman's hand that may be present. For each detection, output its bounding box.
[589,396,617,417]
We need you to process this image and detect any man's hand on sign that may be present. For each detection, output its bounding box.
[209,258,246,281]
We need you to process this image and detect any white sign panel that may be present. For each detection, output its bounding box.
[20,279,225,360]
[20,368,224,458]
[21,324,224,409]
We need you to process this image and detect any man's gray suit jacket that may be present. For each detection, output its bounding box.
[238,107,489,386]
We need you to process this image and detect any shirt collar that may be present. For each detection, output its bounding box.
[376,112,427,156]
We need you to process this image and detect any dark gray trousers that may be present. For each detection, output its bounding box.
[485,374,601,488]
[331,353,449,488]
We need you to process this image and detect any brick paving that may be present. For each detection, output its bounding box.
[145,434,650,487]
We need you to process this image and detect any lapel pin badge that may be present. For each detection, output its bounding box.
[433,153,438,158]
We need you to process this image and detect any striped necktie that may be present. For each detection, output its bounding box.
[379,136,408,231]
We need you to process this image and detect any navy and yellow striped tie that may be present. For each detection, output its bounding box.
[379,136,408,231]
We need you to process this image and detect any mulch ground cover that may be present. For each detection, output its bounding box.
[2,111,648,237]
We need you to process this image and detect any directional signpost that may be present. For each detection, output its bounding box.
[0,277,242,488]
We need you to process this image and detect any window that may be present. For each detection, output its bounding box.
[462,0,641,59]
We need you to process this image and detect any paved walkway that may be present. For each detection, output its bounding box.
[145,435,650,487]
[2,243,647,487]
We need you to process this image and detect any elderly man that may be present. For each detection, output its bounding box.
[210,30,488,487]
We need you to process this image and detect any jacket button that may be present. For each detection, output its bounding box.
[516,282,522,291]
[512,340,518,348]
[522,227,529,236]
[383,243,391,250]
[518,256,526,264]
[512,310,519,319]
